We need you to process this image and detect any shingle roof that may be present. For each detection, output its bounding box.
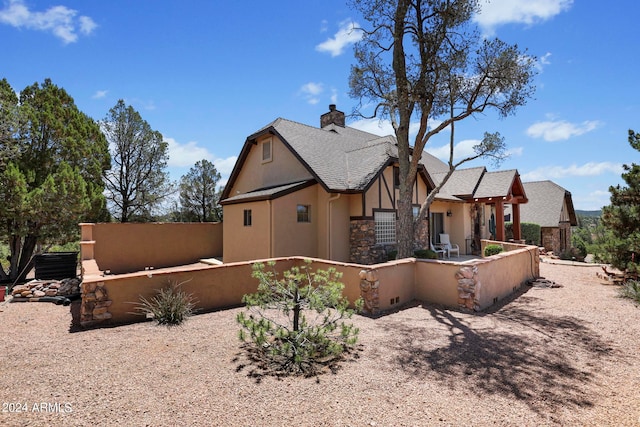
[473,169,519,199]
[434,167,486,199]
[223,114,525,205]
[244,118,441,193]
[520,181,577,227]
[220,180,315,205]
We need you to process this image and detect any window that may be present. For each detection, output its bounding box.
[413,205,420,219]
[262,138,272,163]
[243,209,252,226]
[374,211,396,244]
[297,205,311,223]
[393,166,400,188]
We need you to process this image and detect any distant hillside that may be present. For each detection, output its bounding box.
[576,210,602,218]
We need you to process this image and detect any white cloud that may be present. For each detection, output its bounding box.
[427,139,481,161]
[573,190,611,211]
[166,137,214,167]
[349,117,395,136]
[521,161,623,181]
[0,0,97,44]
[474,0,573,34]
[213,155,238,176]
[320,19,328,33]
[92,90,108,99]
[299,82,324,105]
[166,137,237,177]
[316,19,362,57]
[526,119,601,142]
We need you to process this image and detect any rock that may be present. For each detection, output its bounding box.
[33,290,46,297]
[45,289,58,297]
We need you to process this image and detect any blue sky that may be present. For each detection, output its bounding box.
[1,0,638,211]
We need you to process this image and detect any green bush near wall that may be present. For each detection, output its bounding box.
[505,222,541,246]
[387,249,438,261]
[484,244,504,256]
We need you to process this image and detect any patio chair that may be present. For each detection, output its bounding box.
[430,242,446,259]
[439,234,460,258]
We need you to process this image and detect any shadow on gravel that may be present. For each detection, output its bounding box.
[383,299,614,415]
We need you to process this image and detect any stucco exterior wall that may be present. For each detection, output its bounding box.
[429,200,468,254]
[223,201,271,263]
[229,134,313,196]
[81,223,222,275]
[272,185,318,258]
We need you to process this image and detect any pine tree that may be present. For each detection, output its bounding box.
[237,261,362,376]
[0,79,110,283]
[594,130,640,273]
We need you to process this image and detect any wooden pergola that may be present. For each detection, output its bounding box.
[473,173,528,242]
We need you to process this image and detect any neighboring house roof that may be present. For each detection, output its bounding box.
[519,181,578,227]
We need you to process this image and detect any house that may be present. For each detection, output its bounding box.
[221,105,528,264]
[516,180,578,254]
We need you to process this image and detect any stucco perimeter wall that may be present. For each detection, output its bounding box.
[475,241,540,310]
[81,222,223,274]
[414,260,463,307]
[80,257,365,327]
[415,241,540,311]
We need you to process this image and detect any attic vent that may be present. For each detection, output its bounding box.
[320,104,345,128]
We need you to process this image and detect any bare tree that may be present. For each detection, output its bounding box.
[102,100,173,222]
[349,0,536,257]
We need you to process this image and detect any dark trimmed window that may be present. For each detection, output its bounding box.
[243,209,252,226]
[297,205,311,223]
[393,166,400,188]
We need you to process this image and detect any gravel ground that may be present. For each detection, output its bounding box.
[1,261,639,427]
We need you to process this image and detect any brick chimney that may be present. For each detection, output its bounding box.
[320,104,345,128]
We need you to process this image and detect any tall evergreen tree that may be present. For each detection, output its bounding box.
[594,130,640,273]
[348,0,536,258]
[0,78,110,282]
[102,100,173,222]
[179,159,222,222]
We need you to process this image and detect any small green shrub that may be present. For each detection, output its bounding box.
[414,249,438,259]
[237,261,362,376]
[484,244,504,257]
[135,279,196,326]
[620,280,640,304]
[387,249,438,260]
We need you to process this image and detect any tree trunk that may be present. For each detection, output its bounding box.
[293,287,300,332]
[6,234,38,285]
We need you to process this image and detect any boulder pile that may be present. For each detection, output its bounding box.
[10,278,81,301]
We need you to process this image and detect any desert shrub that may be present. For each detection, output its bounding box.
[558,247,585,262]
[135,279,196,326]
[387,249,437,260]
[414,249,438,259]
[620,280,640,304]
[484,244,504,257]
[237,260,362,376]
